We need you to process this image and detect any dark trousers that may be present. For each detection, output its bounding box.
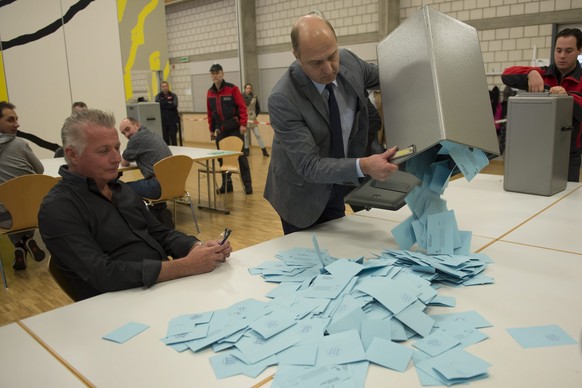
[162,121,179,146]
[281,185,349,235]
[216,130,252,188]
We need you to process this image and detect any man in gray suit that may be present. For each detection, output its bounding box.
[264,14,399,234]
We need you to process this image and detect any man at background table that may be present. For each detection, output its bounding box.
[119,117,173,228]
[0,101,47,269]
[502,27,582,182]
[39,109,231,301]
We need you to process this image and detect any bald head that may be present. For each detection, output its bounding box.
[290,15,339,84]
[291,15,337,58]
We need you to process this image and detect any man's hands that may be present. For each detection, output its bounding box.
[240,126,247,135]
[549,86,567,95]
[359,146,399,181]
[527,70,545,92]
[183,240,232,273]
[528,70,568,95]
[157,239,232,283]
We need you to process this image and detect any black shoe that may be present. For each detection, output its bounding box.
[216,183,234,194]
[245,186,253,195]
[12,246,27,270]
[261,148,270,157]
[243,148,250,156]
[24,237,46,262]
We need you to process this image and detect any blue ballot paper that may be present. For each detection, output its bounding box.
[415,347,491,385]
[441,140,489,182]
[235,329,302,364]
[426,210,460,255]
[360,318,392,349]
[413,329,460,357]
[274,364,358,388]
[507,325,577,348]
[355,276,419,315]
[250,307,297,339]
[431,310,492,329]
[391,215,417,250]
[324,258,364,279]
[366,337,414,372]
[316,329,367,366]
[276,343,318,366]
[102,321,149,344]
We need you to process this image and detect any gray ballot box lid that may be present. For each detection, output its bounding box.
[345,5,499,211]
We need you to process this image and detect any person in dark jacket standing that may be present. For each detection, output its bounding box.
[206,63,253,194]
[155,81,180,146]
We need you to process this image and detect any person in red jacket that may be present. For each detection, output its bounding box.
[206,63,253,194]
[502,28,582,182]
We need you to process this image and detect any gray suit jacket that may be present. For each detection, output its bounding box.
[264,49,379,228]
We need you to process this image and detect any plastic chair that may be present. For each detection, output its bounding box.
[197,137,246,209]
[143,155,200,233]
[0,174,59,288]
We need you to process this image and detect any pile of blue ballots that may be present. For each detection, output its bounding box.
[161,142,496,386]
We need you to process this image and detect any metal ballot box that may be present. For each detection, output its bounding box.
[345,5,499,211]
[126,102,163,138]
[504,93,573,196]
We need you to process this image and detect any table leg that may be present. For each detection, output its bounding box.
[196,159,230,214]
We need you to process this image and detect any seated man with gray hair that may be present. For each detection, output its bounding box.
[39,109,231,301]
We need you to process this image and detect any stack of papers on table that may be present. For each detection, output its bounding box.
[159,143,497,386]
[160,236,493,386]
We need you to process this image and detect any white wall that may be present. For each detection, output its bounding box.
[0,0,127,158]
[165,0,582,113]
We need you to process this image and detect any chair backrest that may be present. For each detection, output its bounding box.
[151,155,194,200]
[218,137,243,171]
[0,174,59,232]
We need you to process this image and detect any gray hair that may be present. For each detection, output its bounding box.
[62,109,116,163]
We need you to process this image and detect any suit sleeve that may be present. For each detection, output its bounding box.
[268,92,360,185]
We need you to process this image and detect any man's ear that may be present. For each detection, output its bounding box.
[64,146,77,164]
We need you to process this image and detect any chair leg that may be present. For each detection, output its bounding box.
[0,251,8,289]
[173,200,177,226]
[185,192,201,233]
[233,173,247,197]
[197,169,201,206]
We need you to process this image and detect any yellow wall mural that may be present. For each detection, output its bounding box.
[0,53,7,101]
[117,0,170,102]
